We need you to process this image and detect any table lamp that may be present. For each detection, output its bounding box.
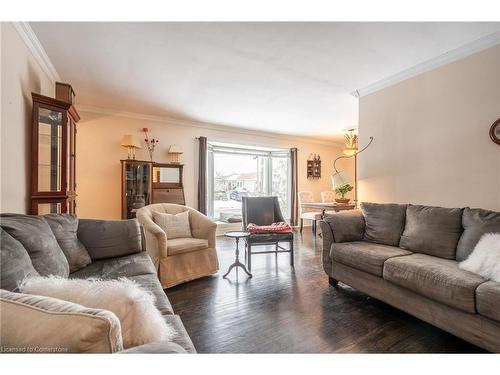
[168,145,183,164]
[121,134,141,160]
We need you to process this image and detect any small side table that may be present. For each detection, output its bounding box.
[223,231,252,279]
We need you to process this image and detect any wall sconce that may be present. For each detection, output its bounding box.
[168,145,183,164]
[121,134,141,160]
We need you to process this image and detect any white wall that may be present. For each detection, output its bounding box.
[358,45,500,211]
[0,23,55,213]
[76,110,353,219]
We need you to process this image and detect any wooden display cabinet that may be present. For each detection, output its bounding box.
[31,92,80,215]
[121,160,153,219]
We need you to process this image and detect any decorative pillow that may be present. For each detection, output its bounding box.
[20,276,175,349]
[0,289,123,353]
[360,202,407,246]
[77,219,143,260]
[0,228,39,292]
[43,214,92,273]
[0,214,69,277]
[153,211,192,239]
[459,233,500,282]
[456,207,500,261]
[399,205,463,259]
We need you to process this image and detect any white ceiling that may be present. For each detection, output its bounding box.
[30,22,499,141]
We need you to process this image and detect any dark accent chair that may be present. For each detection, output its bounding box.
[241,196,294,271]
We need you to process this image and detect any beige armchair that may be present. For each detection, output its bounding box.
[136,203,219,289]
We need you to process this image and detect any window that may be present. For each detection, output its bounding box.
[207,142,291,223]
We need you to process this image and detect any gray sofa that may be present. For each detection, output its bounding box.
[0,213,196,354]
[320,203,500,353]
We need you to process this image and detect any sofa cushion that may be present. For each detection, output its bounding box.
[77,219,143,260]
[43,214,92,273]
[476,281,500,323]
[456,207,500,261]
[127,274,174,316]
[330,241,412,277]
[360,202,407,246]
[0,214,69,277]
[70,253,174,315]
[167,238,209,256]
[383,253,485,313]
[399,205,463,259]
[0,228,39,291]
[323,210,365,243]
[70,252,156,279]
[0,289,123,353]
[162,314,197,353]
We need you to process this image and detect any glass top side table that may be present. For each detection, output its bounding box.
[223,231,252,279]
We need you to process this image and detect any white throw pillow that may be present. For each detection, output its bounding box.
[19,276,175,349]
[459,233,500,282]
[153,210,192,239]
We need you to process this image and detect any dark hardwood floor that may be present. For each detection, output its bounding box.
[166,230,485,353]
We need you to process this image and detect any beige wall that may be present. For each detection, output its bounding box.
[0,23,55,213]
[358,45,500,211]
[76,111,353,219]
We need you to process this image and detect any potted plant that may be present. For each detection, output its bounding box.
[334,184,353,204]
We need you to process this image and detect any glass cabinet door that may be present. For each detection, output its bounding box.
[37,107,64,193]
[124,162,151,218]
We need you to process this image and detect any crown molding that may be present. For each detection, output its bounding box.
[77,104,344,147]
[12,22,61,83]
[351,31,500,98]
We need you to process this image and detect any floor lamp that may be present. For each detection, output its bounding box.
[332,135,374,206]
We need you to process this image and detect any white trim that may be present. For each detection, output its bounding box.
[77,104,344,147]
[352,31,500,98]
[12,22,61,83]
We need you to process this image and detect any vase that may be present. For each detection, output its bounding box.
[335,198,350,204]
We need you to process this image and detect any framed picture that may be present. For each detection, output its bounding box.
[490,118,500,145]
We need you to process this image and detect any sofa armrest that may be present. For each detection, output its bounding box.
[118,341,187,354]
[77,219,143,260]
[189,209,217,249]
[320,210,365,275]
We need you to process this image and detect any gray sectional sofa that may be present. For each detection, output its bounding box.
[320,203,500,353]
[0,213,195,353]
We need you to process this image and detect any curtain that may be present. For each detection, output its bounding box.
[290,147,298,226]
[197,136,207,214]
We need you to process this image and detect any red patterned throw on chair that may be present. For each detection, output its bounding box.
[247,222,293,234]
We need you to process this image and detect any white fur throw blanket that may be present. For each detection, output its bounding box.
[20,276,175,348]
[459,233,500,282]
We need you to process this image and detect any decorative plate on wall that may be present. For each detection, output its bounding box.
[490,118,500,145]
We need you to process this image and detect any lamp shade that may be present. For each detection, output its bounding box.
[168,145,183,154]
[121,134,141,149]
[331,170,352,188]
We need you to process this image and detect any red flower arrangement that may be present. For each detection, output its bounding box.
[142,128,158,162]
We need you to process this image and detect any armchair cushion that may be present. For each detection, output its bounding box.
[167,238,209,256]
[153,210,192,239]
